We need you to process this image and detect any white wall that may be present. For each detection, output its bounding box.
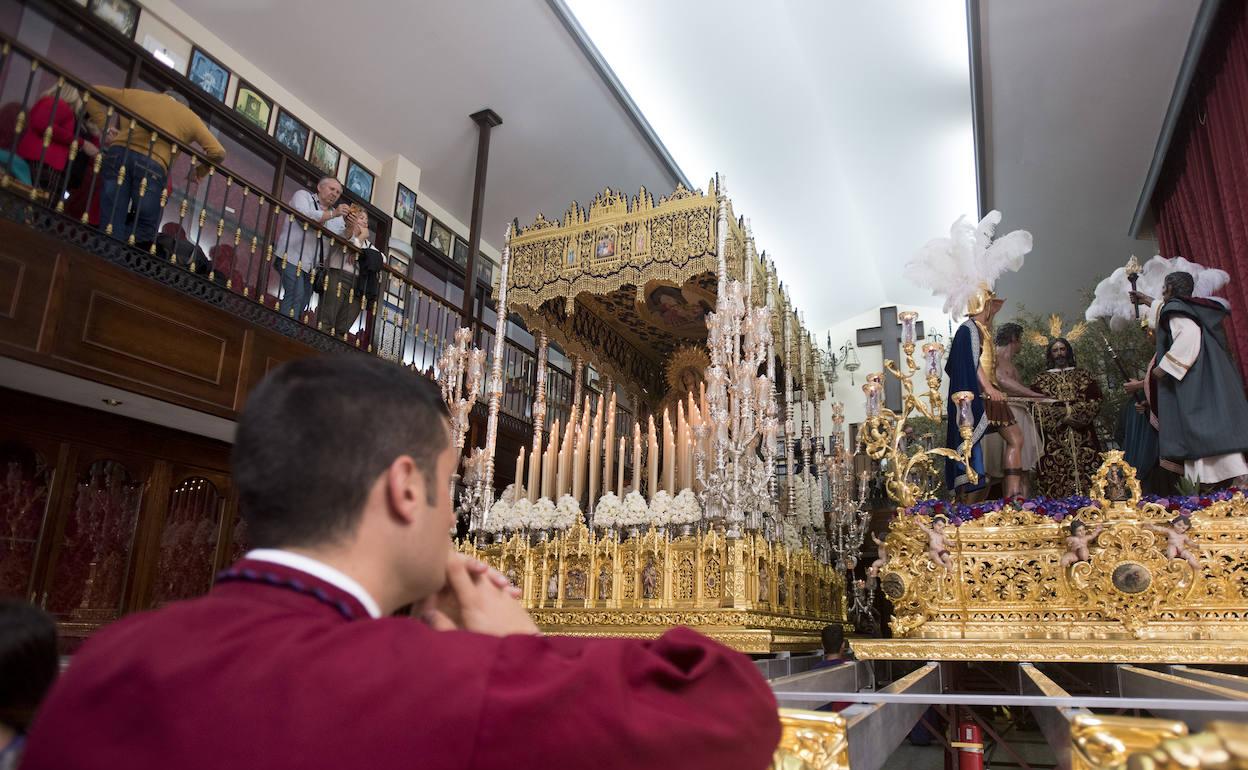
[811,303,959,447]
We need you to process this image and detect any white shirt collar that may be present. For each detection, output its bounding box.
[244,549,382,619]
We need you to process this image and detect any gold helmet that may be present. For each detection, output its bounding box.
[964,283,1005,317]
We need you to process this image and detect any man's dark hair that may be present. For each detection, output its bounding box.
[994,322,1023,347]
[232,356,450,548]
[0,600,58,732]
[821,623,845,655]
[1046,337,1077,368]
[1165,271,1195,299]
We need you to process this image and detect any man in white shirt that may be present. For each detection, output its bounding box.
[274,177,350,318]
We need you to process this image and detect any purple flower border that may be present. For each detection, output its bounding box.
[905,488,1242,525]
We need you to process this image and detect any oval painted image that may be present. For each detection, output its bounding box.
[1111,562,1152,594]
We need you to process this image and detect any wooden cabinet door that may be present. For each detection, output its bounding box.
[36,446,153,627]
[145,466,232,608]
[0,435,65,602]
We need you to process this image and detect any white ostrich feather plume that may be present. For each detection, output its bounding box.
[906,211,1033,316]
[1085,255,1230,330]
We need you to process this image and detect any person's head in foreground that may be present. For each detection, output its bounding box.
[233,354,460,611]
[821,623,847,660]
[0,600,58,753]
[22,355,781,770]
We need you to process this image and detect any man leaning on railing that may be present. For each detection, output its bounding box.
[84,87,225,246]
[275,176,350,319]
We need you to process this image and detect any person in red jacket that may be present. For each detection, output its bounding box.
[22,355,780,770]
[16,83,98,193]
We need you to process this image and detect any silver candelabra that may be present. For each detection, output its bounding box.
[436,326,485,525]
[824,403,870,571]
[695,279,780,534]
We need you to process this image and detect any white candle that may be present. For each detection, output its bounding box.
[603,394,616,503]
[528,435,541,504]
[663,408,675,494]
[560,420,575,497]
[543,418,559,500]
[647,415,659,500]
[676,400,688,491]
[617,436,626,496]
[589,394,603,512]
[515,447,525,500]
[632,422,642,493]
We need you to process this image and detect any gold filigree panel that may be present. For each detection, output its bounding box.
[878,497,1248,641]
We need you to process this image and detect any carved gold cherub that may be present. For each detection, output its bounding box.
[1059,519,1104,567]
[1145,515,1200,569]
[868,532,889,578]
[916,515,955,571]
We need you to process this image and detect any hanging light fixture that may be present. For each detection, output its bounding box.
[841,342,861,384]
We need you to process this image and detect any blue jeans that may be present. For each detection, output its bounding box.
[278,260,314,318]
[99,146,166,245]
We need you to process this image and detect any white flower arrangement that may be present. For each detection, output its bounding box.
[554,494,582,530]
[528,497,555,529]
[499,483,519,504]
[782,523,802,553]
[791,471,810,527]
[808,475,825,531]
[594,492,622,528]
[649,490,673,526]
[669,488,703,525]
[620,490,650,528]
[511,497,534,530]
[483,498,512,533]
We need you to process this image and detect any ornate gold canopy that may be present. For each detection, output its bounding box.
[501,177,825,403]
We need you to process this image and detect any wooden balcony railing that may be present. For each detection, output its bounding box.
[0,33,639,440]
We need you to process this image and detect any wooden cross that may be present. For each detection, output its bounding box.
[855,306,925,411]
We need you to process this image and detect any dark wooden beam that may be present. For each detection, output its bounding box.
[463,108,502,338]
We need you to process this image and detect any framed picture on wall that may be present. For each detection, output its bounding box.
[345,159,375,202]
[394,183,416,228]
[428,220,452,257]
[452,237,469,267]
[88,0,140,39]
[412,207,429,240]
[309,133,341,178]
[232,80,273,132]
[186,47,229,103]
[273,108,310,158]
[476,254,494,286]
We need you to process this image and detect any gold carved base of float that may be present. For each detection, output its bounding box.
[459,521,845,654]
[876,454,1248,649]
[530,608,830,654]
[851,638,1248,664]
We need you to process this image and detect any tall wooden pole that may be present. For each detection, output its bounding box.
[463,108,502,340]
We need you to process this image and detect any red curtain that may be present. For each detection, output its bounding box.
[1153,0,1248,382]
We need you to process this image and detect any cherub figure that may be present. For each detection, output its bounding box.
[1146,515,1200,569]
[916,515,955,570]
[1059,519,1104,567]
[868,532,889,578]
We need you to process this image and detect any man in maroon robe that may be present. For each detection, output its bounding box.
[23,356,780,770]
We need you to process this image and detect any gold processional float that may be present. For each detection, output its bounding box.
[843,286,1248,665]
[438,179,855,653]
[427,185,1248,770]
